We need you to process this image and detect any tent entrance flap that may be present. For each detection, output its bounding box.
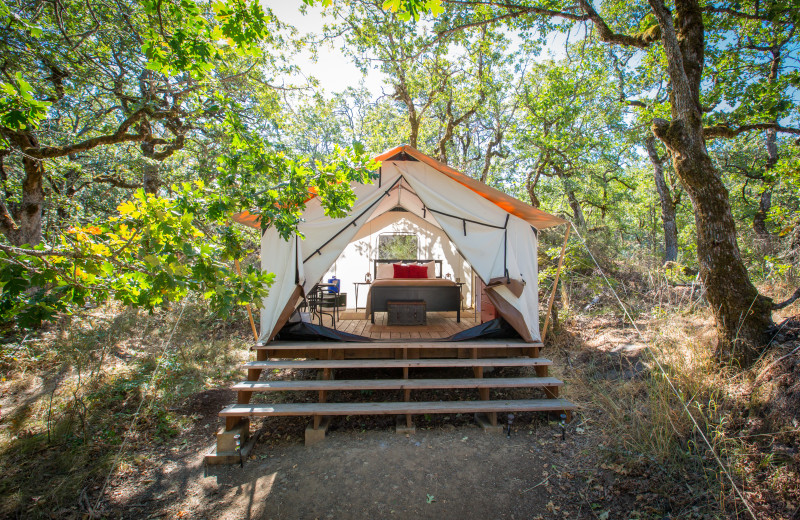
[445,318,522,342]
[275,320,373,342]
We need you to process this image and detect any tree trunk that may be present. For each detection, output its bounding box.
[649,0,772,364]
[2,134,45,246]
[753,127,777,239]
[645,136,678,262]
[557,171,585,227]
[143,162,160,194]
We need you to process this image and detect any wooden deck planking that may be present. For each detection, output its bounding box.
[324,311,480,341]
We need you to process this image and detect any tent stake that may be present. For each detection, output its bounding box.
[234,258,260,342]
[542,224,571,343]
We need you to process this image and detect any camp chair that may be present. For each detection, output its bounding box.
[306,284,337,329]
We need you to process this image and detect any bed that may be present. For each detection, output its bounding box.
[366,259,461,323]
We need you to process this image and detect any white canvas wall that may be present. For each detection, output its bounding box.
[322,210,474,310]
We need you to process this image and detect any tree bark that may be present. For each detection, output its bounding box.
[648,0,772,363]
[645,135,678,262]
[753,127,777,239]
[4,134,45,246]
[142,162,160,194]
[555,167,585,227]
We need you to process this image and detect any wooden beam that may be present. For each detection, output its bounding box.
[231,377,565,392]
[542,225,571,343]
[219,399,577,417]
[242,357,553,370]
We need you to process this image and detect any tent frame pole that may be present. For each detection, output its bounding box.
[542,224,571,343]
[234,258,260,342]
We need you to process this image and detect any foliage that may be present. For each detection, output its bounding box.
[0,0,377,329]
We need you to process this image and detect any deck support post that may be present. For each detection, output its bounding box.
[472,347,498,428]
[400,346,414,431]
[305,416,330,446]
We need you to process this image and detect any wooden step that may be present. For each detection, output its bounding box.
[219,398,576,417]
[242,357,552,370]
[232,377,563,392]
[253,340,538,350]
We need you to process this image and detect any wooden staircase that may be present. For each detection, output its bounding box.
[209,339,576,460]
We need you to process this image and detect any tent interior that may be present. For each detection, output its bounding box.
[236,146,567,345]
[316,178,484,340]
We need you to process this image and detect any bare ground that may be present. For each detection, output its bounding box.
[3,308,798,519]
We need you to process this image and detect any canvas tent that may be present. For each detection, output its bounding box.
[233,145,567,344]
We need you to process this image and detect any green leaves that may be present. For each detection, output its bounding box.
[0,73,51,135]
[141,0,270,80]
[382,0,443,21]
[0,182,276,328]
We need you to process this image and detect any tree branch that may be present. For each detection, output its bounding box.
[704,5,794,23]
[704,123,800,139]
[12,107,177,159]
[92,174,142,190]
[578,0,656,49]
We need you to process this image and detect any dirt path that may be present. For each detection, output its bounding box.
[111,420,614,520]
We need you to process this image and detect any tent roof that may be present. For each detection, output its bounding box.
[232,145,567,230]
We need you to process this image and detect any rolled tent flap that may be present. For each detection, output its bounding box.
[488,277,526,299]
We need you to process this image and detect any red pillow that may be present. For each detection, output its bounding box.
[394,263,428,278]
[392,263,409,278]
[407,264,429,278]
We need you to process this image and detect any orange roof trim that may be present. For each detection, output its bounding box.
[232,145,568,230]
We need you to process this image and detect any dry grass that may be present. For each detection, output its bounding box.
[0,302,252,518]
[549,297,800,520]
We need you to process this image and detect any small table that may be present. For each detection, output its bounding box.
[354,282,371,311]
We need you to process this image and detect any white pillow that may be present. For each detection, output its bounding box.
[376,263,394,279]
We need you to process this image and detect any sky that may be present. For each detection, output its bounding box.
[264,1,573,100]
[266,2,388,97]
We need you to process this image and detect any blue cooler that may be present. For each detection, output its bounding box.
[327,277,340,293]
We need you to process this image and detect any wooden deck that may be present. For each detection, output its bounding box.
[328,310,478,340]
